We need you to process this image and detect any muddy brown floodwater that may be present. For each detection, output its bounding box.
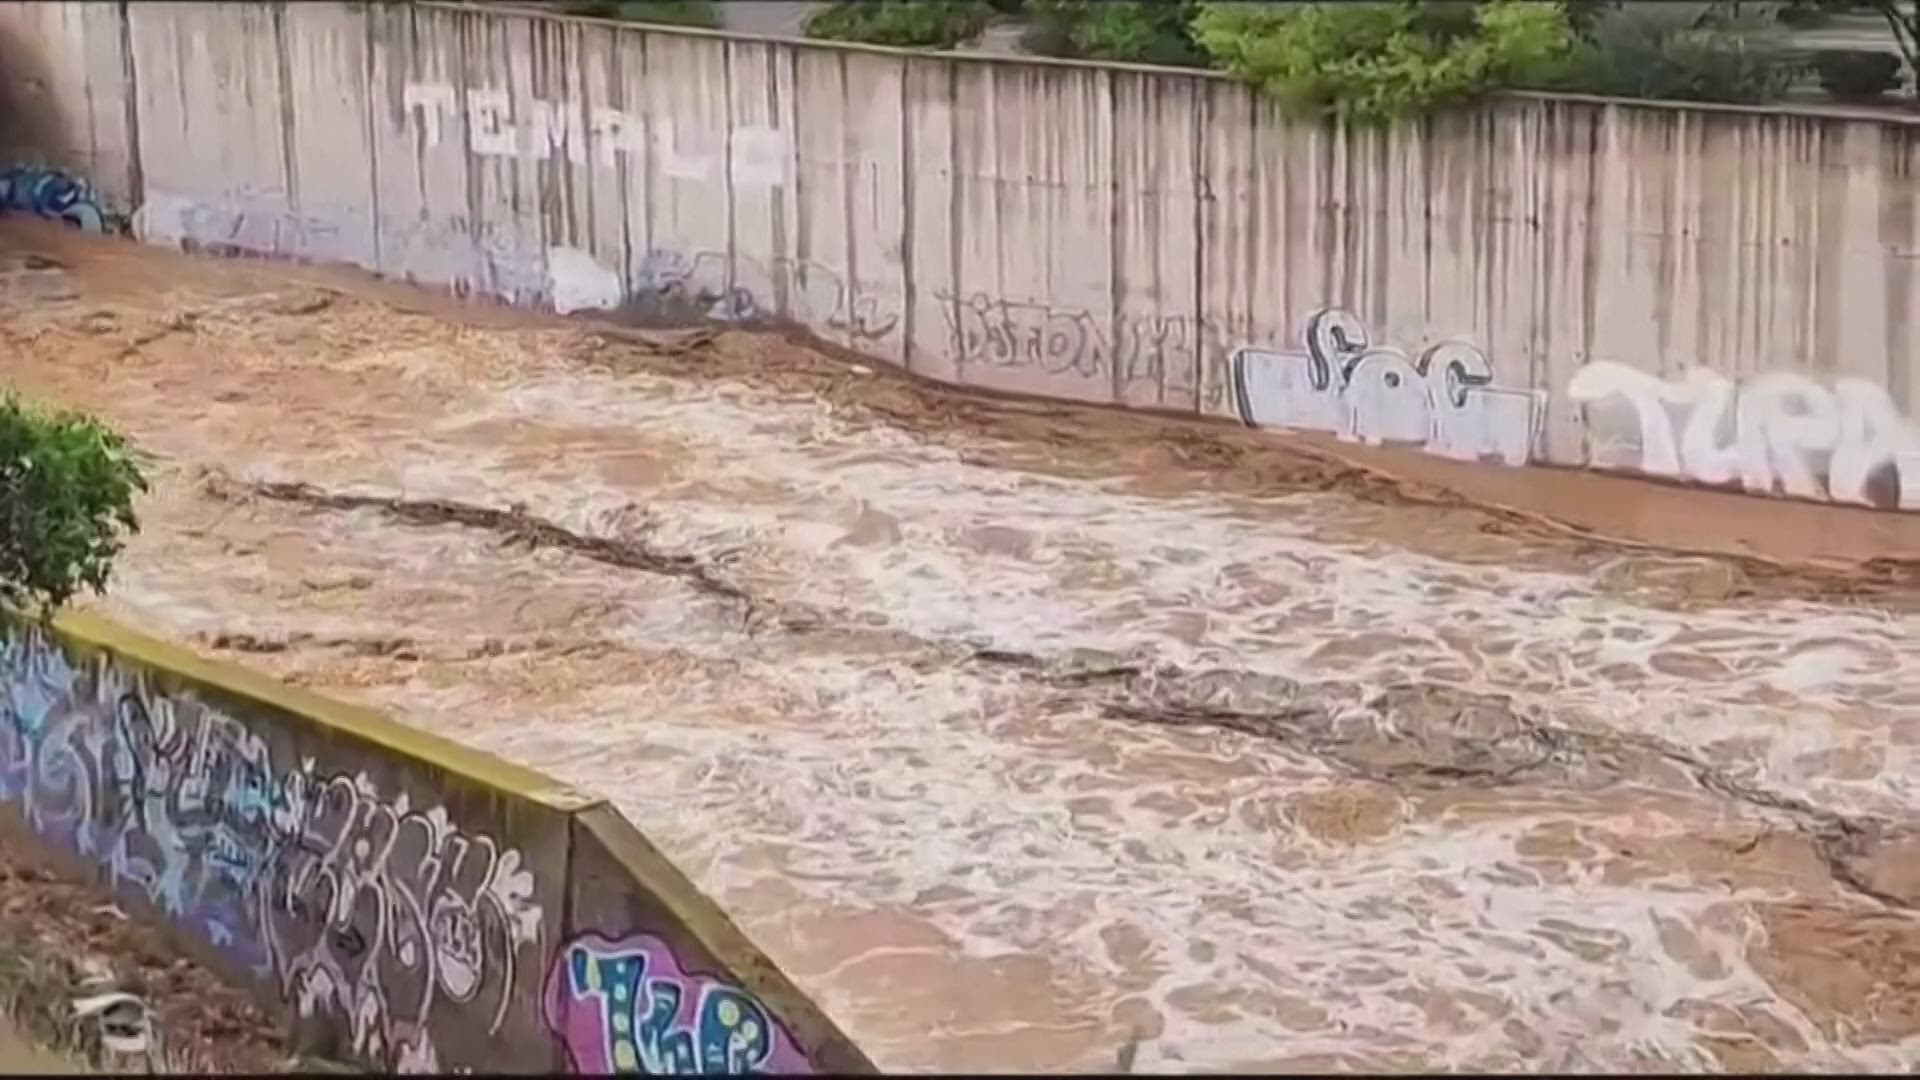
[7,222,1920,1072]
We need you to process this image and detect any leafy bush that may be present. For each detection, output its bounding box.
[1527,5,1800,104]
[0,397,146,615]
[1192,1,1573,124]
[557,0,722,28]
[1022,0,1208,66]
[804,0,995,48]
[1812,47,1904,98]
[1563,0,1622,37]
[1775,0,1838,29]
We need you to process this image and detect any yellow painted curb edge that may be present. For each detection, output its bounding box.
[52,609,601,813]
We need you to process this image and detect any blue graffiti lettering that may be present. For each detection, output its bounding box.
[0,165,106,233]
[563,943,777,1074]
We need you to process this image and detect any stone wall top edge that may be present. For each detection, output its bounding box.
[44,608,603,815]
[414,0,1920,129]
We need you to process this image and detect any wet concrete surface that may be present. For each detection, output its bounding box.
[5,222,1920,1071]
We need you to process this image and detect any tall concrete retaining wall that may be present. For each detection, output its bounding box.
[0,609,874,1074]
[6,0,1920,511]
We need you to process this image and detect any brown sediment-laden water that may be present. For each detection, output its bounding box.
[6,222,1920,1072]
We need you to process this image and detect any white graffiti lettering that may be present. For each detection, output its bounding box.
[400,81,789,188]
[1230,308,1543,466]
[1566,361,1920,510]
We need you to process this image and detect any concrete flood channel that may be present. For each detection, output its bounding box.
[4,221,1920,1072]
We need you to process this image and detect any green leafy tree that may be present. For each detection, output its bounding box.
[804,0,996,48]
[0,397,146,615]
[1795,1,1920,94]
[555,1,723,29]
[1529,3,1799,104]
[1023,0,1208,66]
[1191,1,1573,124]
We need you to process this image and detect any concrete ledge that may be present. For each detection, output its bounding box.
[53,609,598,813]
[0,609,874,1074]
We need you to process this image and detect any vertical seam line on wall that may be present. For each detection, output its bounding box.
[574,22,595,267]
[722,41,738,310]
[765,44,787,316]
[456,9,485,295]
[612,31,632,290]
[1574,106,1603,458]
[556,807,580,1074]
[1420,117,1433,330]
[787,45,806,316]
[839,50,857,352]
[1528,105,1550,457]
[363,3,383,271]
[271,3,300,213]
[1244,85,1258,399]
[899,56,915,375]
[946,60,963,382]
[640,33,655,282]
[1190,76,1207,416]
[1107,69,1122,406]
[116,0,144,211]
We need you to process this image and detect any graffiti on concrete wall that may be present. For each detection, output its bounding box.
[635,248,899,344]
[1567,361,1920,510]
[0,165,106,232]
[1230,308,1543,466]
[0,626,545,1073]
[544,932,810,1074]
[932,289,1233,409]
[402,83,789,189]
[132,187,349,261]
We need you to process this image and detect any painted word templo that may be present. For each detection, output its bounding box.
[400,83,789,188]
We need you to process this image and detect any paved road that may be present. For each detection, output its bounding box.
[5,224,1920,1072]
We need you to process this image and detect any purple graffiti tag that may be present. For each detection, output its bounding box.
[542,932,812,1075]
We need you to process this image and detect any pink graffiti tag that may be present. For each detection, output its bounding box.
[542,933,812,1075]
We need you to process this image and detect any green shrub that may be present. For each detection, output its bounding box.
[0,397,146,615]
[1563,0,1621,37]
[1022,0,1208,66]
[1775,0,1838,29]
[1528,6,1800,104]
[804,0,995,48]
[1191,1,1573,124]
[557,0,722,28]
[1812,47,1904,98]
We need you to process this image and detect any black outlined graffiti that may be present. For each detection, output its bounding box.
[0,626,545,1073]
[1231,307,1543,466]
[932,289,1234,409]
[633,249,900,344]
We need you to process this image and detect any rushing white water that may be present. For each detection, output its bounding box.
[8,245,1920,1072]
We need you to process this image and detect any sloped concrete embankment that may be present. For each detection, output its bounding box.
[0,609,873,1074]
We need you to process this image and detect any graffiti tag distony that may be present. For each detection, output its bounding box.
[1231,308,1543,465]
[933,289,1232,408]
[0,165,106,232]
[544,933,811,1075]
[0,626,544,1073]
[1568,361,1920,510]
[401,82,790,188]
